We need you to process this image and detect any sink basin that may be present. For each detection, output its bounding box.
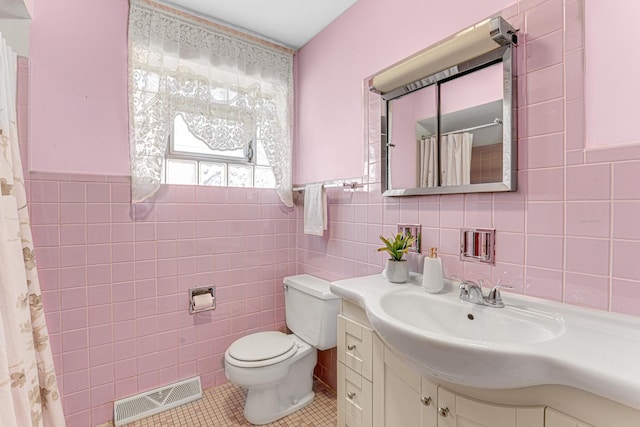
[379,289,564,345]
[365,285,566,389]
[330,273,640,410]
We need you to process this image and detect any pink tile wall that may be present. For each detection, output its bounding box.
[29,174,295,426]
[295,0,640,318]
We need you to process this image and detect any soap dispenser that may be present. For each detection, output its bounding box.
[422,247,444,293]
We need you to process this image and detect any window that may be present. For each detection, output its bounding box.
[127,0,294,206]
[163,114,276,188]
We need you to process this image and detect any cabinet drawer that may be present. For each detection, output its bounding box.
[338,409,364,427]
[338,363,373,427]
[338,314,373,380]
[545,408,592,427]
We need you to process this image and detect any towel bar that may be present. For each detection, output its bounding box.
[292,182,363,192]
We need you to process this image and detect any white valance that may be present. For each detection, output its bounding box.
[128,0,294,206]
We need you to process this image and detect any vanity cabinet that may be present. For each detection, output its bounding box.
[336,299,612,427]
[373,340,544,427]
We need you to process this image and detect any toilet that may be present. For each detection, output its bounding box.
[224,274,340,425]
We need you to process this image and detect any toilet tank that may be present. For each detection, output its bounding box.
[284,274,340,350]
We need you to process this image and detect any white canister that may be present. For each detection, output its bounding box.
[422,247,444,293]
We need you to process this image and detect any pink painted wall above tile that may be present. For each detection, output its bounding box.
[293,0,516,184]
[29,0,130,175]
[585,2,640,147]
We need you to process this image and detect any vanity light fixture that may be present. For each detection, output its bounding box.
[369,17,517,97]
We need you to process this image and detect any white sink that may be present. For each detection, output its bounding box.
[330,273,640,411]
[379,288,564,345]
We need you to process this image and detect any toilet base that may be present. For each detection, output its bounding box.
[232,337,317,425]
[244,390,314,425]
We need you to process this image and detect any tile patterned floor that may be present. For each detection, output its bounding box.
[121,379,337,427]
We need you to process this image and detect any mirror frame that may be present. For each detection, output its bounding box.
[379,32,517,197]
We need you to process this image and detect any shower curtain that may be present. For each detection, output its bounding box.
[0,36,66,426]
[440,132,473,186]
[418,135,438,187]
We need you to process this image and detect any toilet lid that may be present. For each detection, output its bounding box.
[227,331,295,362]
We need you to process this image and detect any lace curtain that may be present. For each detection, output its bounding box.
[0,36,65,427]
[128,0,294,206]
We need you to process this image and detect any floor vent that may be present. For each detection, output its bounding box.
[113,376,202,426]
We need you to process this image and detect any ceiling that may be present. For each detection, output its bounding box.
[0,0,31,19]
[163,0,359,49]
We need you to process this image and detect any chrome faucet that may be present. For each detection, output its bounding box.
[453,276,511,308]
[457,278,486,304]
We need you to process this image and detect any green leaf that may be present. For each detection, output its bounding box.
[377,232,415,261]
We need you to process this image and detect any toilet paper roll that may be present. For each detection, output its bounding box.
[192,293,214,311]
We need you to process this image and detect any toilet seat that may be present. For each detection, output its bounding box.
[226,331,298,368]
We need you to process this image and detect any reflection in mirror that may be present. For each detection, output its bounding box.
[376,16,517,197]
[387,85,436,189]
[386,61,507,192]
[438,62,503,186]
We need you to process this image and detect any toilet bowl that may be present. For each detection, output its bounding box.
[225,332,316,425]
[224,275,340,425]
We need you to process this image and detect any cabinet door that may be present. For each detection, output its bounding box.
[421,377,438,427]
[437,388,544,427]
[545,408,593,427]
[338,315,374,381]
[373,343,436,427]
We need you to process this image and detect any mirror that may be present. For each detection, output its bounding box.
[387,84,437,189]
[376,17,517,197]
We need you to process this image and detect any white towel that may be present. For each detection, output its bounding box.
[303,183,327,236]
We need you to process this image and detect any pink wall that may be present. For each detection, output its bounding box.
[29,175,295,426]
[295,0,640,317]
[293,0,515,184]
[24,1,296,426]
[29,0,130,175]
[584,3,640,148]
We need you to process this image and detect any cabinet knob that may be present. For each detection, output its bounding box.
[438,407,450,417]
[347,344,356,351]
[347,391,356,400]
[420,396,432,406]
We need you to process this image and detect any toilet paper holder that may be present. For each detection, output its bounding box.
[189,286,216,314]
